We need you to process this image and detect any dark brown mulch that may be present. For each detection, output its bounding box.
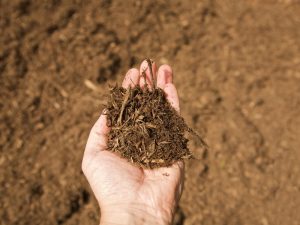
[105,84,196,168]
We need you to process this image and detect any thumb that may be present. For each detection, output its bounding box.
[82,114,110,171]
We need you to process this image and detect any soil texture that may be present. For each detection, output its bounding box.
[1,0,300,225]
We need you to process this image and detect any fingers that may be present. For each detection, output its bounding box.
[84,114,110,158]
[139,59,157,88]
[157,64,173,89]
[156,64,179,112]
[122,68,140,88]
[164,83,180,113]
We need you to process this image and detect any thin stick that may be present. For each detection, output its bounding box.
[146,58,156,88]
[142,69,147,88]
[117,88,131,125]
[129,77,135,87]
[187,127,209,149]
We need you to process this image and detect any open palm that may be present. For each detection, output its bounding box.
[82,60,184,225]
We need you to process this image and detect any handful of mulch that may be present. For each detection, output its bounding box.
[105,64,206,169]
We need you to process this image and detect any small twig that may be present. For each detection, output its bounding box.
[142,69,147,88]
[84,79,100,93]
[129,77,135,87]
[117,88,131,125]
[146,58,156,88]
[187,127,209,149]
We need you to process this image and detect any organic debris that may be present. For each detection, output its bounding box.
[105,78,207,168]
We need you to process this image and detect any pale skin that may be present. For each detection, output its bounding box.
[82,60,184,225]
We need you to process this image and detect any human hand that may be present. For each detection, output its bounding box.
[82,60,184,225]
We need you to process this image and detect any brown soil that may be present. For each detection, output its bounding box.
[1,0,300,225]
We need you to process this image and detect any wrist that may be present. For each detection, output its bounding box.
[100,204,173,225]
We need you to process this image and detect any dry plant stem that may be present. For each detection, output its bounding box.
[187,127,208,150]
[142,70,147,87]
[146,58,156,88]
[117,88,131,125]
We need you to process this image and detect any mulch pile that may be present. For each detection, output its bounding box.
[105,83,206,168]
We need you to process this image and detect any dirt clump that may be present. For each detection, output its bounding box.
[105,83,198,168]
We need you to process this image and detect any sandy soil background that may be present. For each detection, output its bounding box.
[1,0,300,224]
